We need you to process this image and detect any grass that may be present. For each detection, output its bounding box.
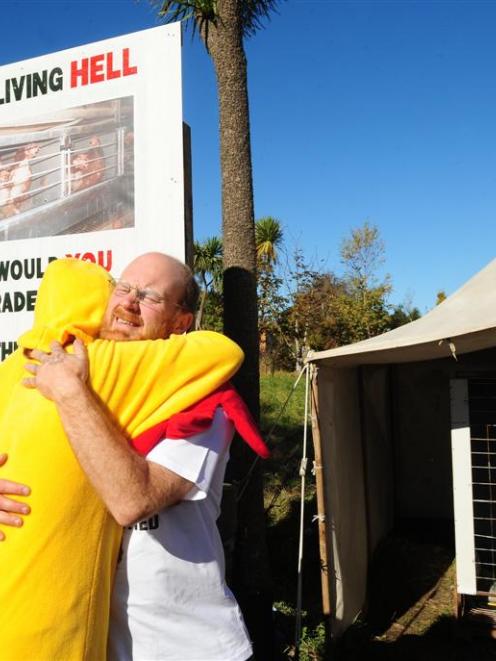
[261,371,311,525]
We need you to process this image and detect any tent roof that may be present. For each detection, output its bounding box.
[308,259,496,367]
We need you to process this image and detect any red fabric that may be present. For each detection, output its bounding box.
[132,382,270,459]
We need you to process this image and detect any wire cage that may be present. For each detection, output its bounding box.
[469,381,496,608]
[0,98,134,240]
[452,377,496,631]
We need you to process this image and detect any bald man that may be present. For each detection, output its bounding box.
[2,253,253,661]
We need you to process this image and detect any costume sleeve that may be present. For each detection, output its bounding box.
[147,408,234,501]
[88,331,244,438]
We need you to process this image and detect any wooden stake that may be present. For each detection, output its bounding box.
[310,365,331,616]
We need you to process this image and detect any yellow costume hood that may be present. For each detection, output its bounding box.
[0,258,243,661]
[18,256,114,350]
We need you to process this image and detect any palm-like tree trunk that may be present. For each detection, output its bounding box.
[207,0,259,416]
[199,2,273,655]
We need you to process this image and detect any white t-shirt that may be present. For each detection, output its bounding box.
[108,408,253,661]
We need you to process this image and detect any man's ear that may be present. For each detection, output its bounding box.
[173,311,194,335]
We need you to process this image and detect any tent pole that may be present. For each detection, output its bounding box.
[310,364,331,616]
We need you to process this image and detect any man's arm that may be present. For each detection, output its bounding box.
[0,454,31,539]
[24,341,193,526]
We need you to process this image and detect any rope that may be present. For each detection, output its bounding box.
[232,364,315,655]
[295,363,311,651]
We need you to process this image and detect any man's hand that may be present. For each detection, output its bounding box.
[23,339,89,401]
[0,453,30,540]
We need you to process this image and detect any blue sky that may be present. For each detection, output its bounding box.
[0,0,495,312]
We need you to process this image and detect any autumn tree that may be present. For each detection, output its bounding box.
[389,299,421,329]
[337,221,392,343]
[286,250,349,368]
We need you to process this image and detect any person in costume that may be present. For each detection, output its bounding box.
[0,255,246,660]
[21,252,270,661]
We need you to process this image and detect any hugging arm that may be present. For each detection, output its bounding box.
[23,341,193,526]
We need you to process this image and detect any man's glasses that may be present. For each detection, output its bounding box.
[112,280,184,310]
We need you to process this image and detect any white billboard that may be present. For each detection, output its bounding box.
[0,24,185,358]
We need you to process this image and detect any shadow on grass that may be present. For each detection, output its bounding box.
[365,519,454,634]
[333,616,496,661]
[267,493,325,658]
[329,522,496,661]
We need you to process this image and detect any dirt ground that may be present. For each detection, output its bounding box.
[331,524,496,661]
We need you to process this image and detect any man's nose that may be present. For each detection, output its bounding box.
[120,288,141,309]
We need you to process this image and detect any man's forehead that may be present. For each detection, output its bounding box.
[120,255,183,293]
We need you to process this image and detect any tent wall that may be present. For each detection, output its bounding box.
[313,347,496,636]
[393,359,455,519]
[315,365,368,636]
[360,365,395,553]
[391,349,496,520]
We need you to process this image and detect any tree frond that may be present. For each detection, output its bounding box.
[255,216,283,266]
[193,236,223,276]
[150,0,281,40]
[150,0,218,37]
[240,0,281,38]
[153,0,195,23]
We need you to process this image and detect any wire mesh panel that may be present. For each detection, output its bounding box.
[469,379,496,602]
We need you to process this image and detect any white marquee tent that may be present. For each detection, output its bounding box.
[307,259,496,635]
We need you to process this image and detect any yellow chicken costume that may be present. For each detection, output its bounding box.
[0,258,243,661]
